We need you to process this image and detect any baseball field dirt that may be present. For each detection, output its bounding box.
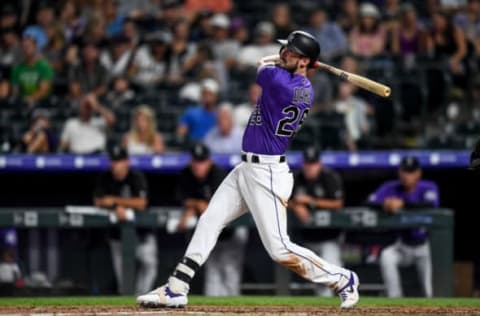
[0,296,480,315]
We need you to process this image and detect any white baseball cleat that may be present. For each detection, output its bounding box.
[136,284,188,308]
[337,271,360,309]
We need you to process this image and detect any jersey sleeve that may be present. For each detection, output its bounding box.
[292,172,307,196]
[256,65,278,89]
[367,182,392,204]
[39,60,54,82]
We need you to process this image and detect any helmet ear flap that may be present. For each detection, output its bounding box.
[279,45,286,55]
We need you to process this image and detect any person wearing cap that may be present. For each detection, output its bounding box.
[290,147,345,297]
[60,94,115,154]
[349,2,386,58]
[129,30,171,87]
[177,78,219,144]
[208,13,239,69]
[11,25,53,107]
[21,109,57,153]
[237,21,280,68]
[176,143,246,296]
[367,156,439,297]
[94,145,157,295]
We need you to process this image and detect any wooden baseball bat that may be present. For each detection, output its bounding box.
[260,55,391,98]
[315,61,391,98]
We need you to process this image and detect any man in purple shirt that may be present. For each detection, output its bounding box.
[138,31,359,309]
[368,156,439,298]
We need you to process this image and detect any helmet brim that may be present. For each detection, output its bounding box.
[276,39,288,46]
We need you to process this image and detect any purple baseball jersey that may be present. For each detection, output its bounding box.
[368,180,439,244]
[368,180,439,207]
[242,65,314,155]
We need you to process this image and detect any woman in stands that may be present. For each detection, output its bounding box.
[123,105,165,154]
[349,2,386,58]
[390,4,429,56]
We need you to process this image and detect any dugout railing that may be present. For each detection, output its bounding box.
[0,207,453,297]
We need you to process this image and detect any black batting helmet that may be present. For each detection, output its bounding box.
[277,31,321,68]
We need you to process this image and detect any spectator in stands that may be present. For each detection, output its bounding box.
[454,0,480,55]
[382,0,401,32]
[184,0,232,16]
[289,147,345,297]
[231,16,249,46]
[204,103,243,153]
[123,105,164,154]
[94,146,157,295]
[0,228,21,285]
[100,35,133,78]
[0,27,21,68]
[102,0,127,37]
[159,0,184,29]
[129,30,171,88]
[189,10,213,42]
[0,5,19,30]
[21,109,57,153]
[122,18,140,50]
[334,82,372,151]
[272,3,296,39]
[427,10,468,87]
[176,143,246,296]
[337,0,359,34]
[83,14,108,46]
[67,40,109,97]
[177,78,219,143]
[59,0,86,43]
[182,43,225,87]
[11,26,53,108]
[367,156,439,298]
[35,2,56,33]
[303,6,348,62]
[237,21,280,68]
[390,4,429,56]
[208,14,239,69]
[0,28,20,100]
[168,19,196,87]
[60,94,115,154]
[234,83,261,129]
[43,22,67,73]
[349,2,386,58]
[105,76,135,109]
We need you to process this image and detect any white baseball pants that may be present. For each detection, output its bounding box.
[380,240,432,297]
[183,156,351,292]
[306,240,343,297]
[110,233,158,295]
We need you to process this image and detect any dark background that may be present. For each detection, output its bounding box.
[1,167,476,294]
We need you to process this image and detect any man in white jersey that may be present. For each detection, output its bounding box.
[137,30,360,309]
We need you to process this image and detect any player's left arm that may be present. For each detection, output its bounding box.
[312,172,344,210]
[112,172,148,211]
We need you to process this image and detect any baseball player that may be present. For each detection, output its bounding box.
[137,31,359,309]
[367,156,439,297]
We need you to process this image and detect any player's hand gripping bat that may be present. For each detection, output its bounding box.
[261,55,391,98]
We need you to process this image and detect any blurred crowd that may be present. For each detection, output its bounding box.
[1,0,480,153]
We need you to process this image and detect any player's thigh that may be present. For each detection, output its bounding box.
[238,163,293,253]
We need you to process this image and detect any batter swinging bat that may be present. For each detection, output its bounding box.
[261,55,391,98]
